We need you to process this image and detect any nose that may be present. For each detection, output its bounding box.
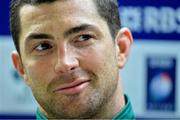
[54,48,79,74]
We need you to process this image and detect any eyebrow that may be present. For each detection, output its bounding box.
[64,24,99,38]
[25,24,99,45]
[24,33,54,47]
[26,33,54,41]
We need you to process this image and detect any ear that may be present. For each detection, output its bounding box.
[115,27,133,69]
[11,51,28,82]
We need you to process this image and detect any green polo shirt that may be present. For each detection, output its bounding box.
[36,95,135,119]
[112,95,135,119]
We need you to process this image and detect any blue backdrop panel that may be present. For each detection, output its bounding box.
[1,0,180,41]
[118,0,180,41]
[0,0,11,35]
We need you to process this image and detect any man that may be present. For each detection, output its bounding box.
[10,0,134,119]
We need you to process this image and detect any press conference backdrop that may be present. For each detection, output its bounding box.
[0,0,180,119]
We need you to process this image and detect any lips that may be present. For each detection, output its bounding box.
[53,79,90,95]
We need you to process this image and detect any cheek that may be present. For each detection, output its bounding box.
[24,58,54,89]
[78,44,117,73]
[78,47,105,71]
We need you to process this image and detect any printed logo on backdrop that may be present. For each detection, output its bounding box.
[146,56,176,111]
[119,0,180,40]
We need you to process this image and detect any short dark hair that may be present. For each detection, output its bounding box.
[10,0,121,53]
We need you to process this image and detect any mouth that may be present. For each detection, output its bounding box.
[53,79,90,95]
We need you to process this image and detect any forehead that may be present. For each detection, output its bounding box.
[19,0,100,23]
[19,0,107,38]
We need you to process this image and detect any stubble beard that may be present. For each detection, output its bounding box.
[37,74,118,119]
[32,54,119,119]
[47,89,105,119]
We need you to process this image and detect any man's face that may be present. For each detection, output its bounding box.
[17,0,122,118]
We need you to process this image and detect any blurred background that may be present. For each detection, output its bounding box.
[0,0,180,119]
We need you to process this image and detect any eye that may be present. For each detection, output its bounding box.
[35,42,52,51]
[76,34,93,42]
[73,34,95,47]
